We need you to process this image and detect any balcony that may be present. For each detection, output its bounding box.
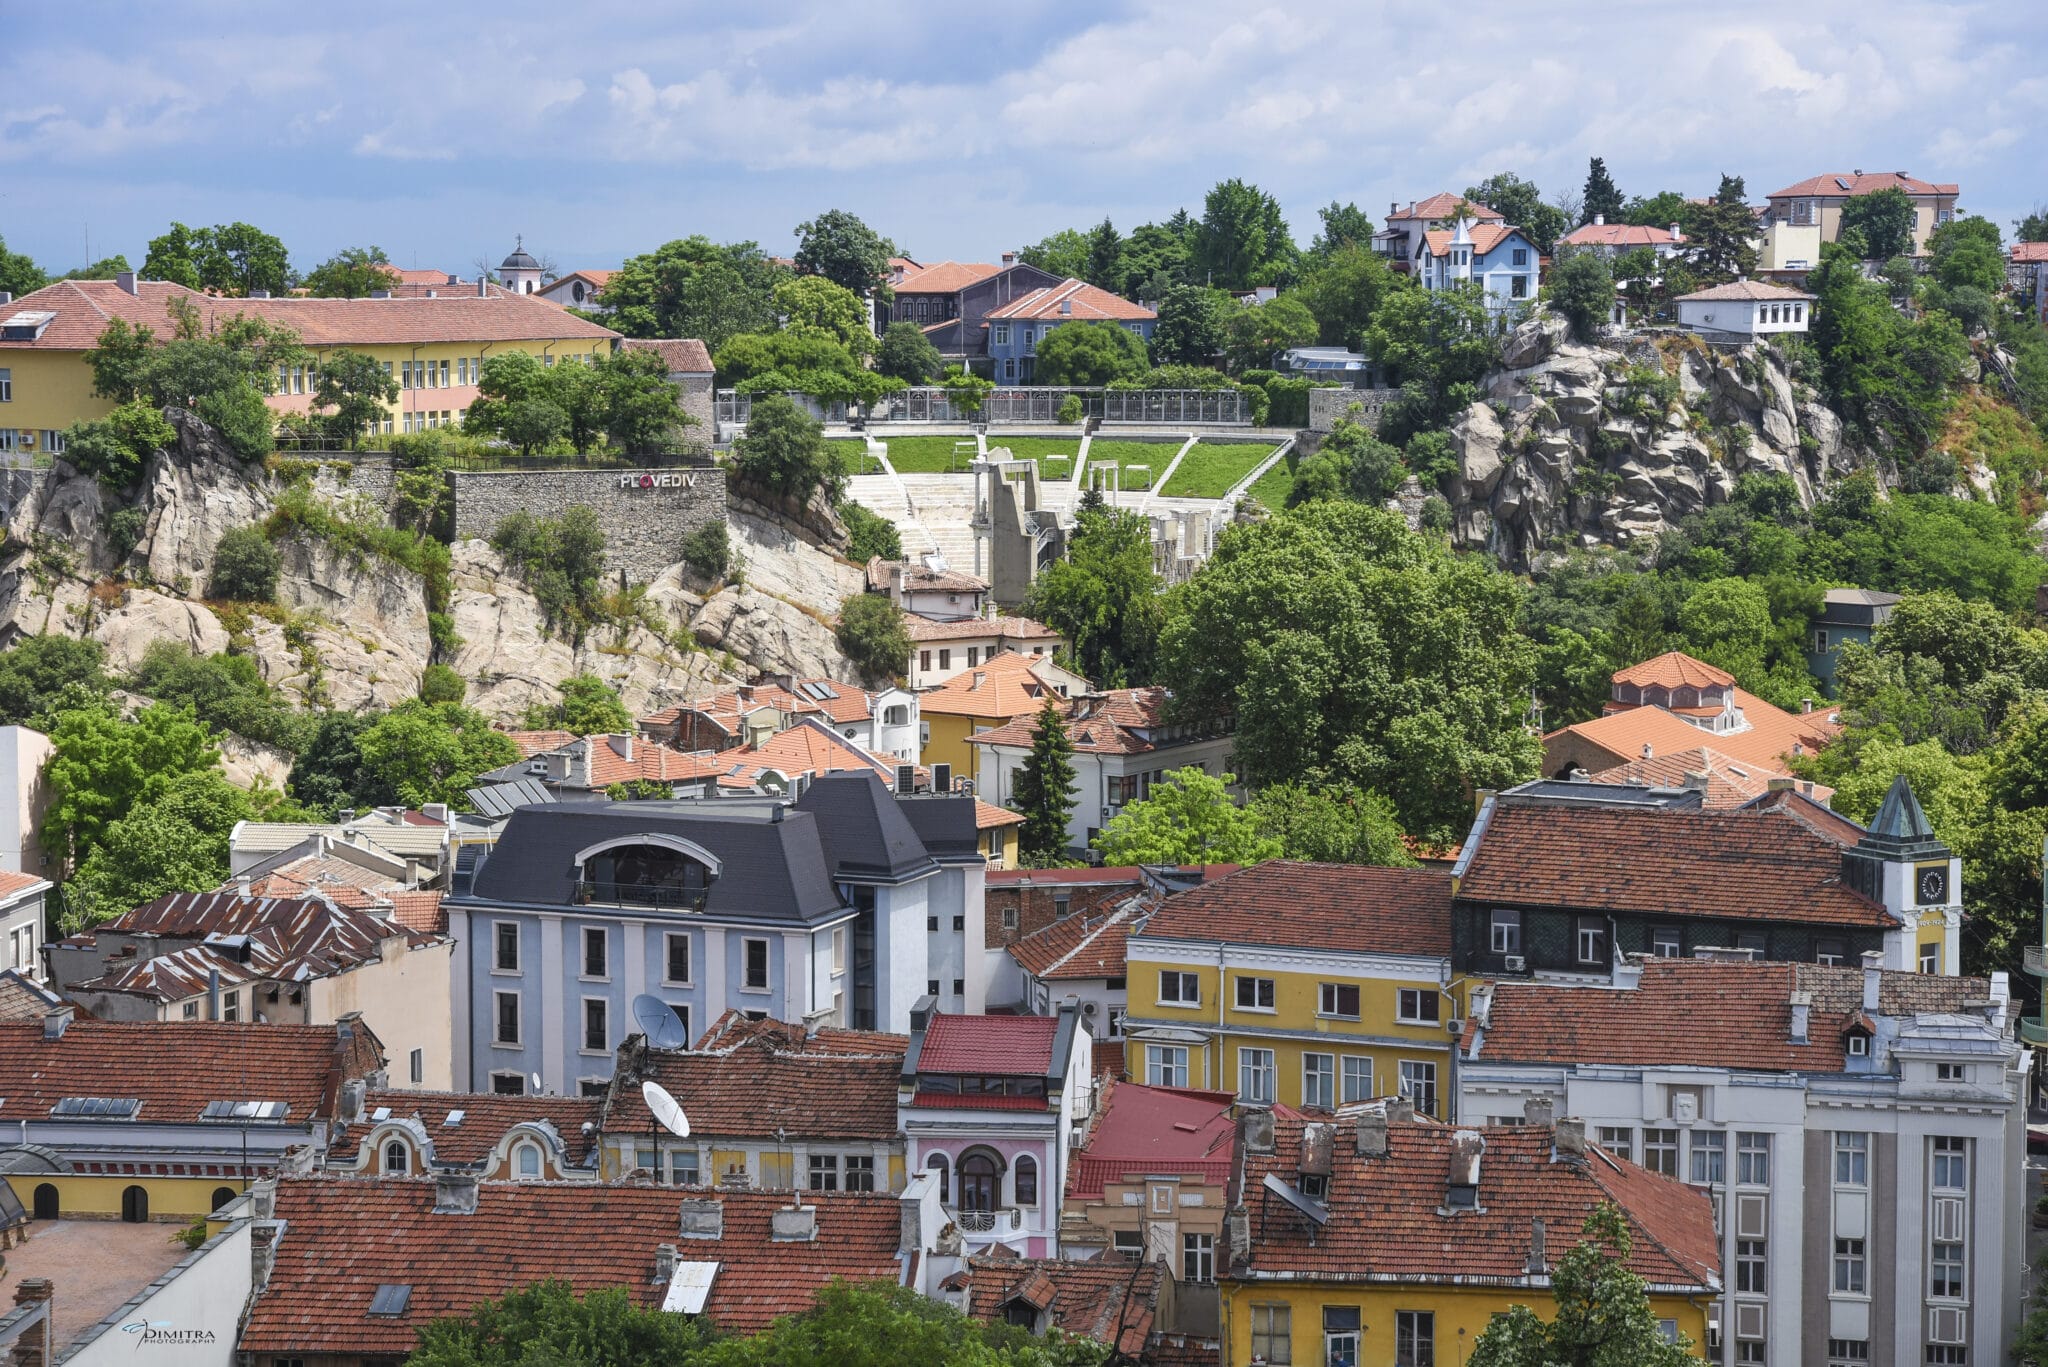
[2025,945,2047,977]
[573,881,708,914]
[949,1207,1023,1236]
[2021,1018,2048,1047]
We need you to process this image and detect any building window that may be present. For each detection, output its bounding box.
[1002,358,1016,379]
[382,1140,409,1174]
[493,922,519,972]
[993,324,1009,346]
[1847,1031,1869,1057]
[1235,976,1275,1011]
[1834,1237,1866,1294]
[1054,896,1072,918]
[1147,1045,1189,1088]
[183,1000,199,1019]
[1932,1136,1967,1190]
[1182,1232,1214,1283]
[1597,1127,1634,1162]
[1736,1239,1767,1293]
[1014,1154,1038,1205]
[0,369,10,402]
[1395,1310,1434,1367]
[1511,248,1529,266]
[938,649,951,671]
[1396,988,1440,1024]
[1936,1062,1969,1082]
[514,1143,541,1179]
[1341,1056,1373,1103]
[1652,927,1682,957]
[1023,327,1036,354]
[582,926,608,979]
[1642,1128,1679,1176]
[1399,1060,1437,1116]
[1250,1304,1292,1365]
[742,937,770,991]
[665,933,691,985]
[844,1155,875,1192]
[1919,942,1939,974]
[919,650,932,673]
[1816,936,1846,965]
[1827,1341,1869,1365]
[491,1071,525,1095]
[808,1154,839,1191]
[1238,1047,1275,1105]
[1737,1132,1770,1185]
[1834,1132,1868,1185]
[1510,275,1529,299]
[223,990,240,1022]
[925,1152,949,1203]
[1158,970,1199,1006]
[1736,1344,1767,1366]
[966,647,979,667]
[1925,1348,1966,1366]
[410,1048,424,1084]
[1489,910,1520,955]
[1689,1131,1725,1185]
[494,990,521,1045]
[1575,917,1608,966]
[1318,982,1360,1018]
[582,998,607,1053]
[1930,1242,1965,1298]
[1303,1053,1335,1110]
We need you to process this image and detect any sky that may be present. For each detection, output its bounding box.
[2,0,2042,279]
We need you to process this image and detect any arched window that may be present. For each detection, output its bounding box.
[577,837,720,911]
[121,1185,149,1223]
[211,1186,237,1213]
[1014,1154,1038,1207]
[383,1140,410,1175]
[925,1152,949,1204]
[514,1143,542,1179]
[30,1184,57,1220]
[958,1150,1001,1212]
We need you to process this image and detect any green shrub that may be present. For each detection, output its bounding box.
[105,506,147,564]
[1057,394,1084,424]
[491,507,611,638]
[839,503,902,564]
[730,395,842,502]
[418,663,466,704]
[680,521,730,580]
[63,401,176,488]
[210,525,281,601]
[835,592,911,685]
[427,612,461,656]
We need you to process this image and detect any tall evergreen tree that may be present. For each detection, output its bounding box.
[1084,218,1123,291]
[1580,157,1625,226]
[1688,174,1760,283]
[1012,697,1077,860]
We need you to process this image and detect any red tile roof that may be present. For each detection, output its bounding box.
[1069,1077,1235,1198]
[1393,193,1505,223]
[1460,800,1887,927]
[970,687,1175,757]
[505,729,577,757]
[903,614,1063,644]
[1138,862,1455,958]
[962,1255,1161,1358]
[1008,903,1140,980]
[580,734,727,788]
[1612,651,1734,690]
[1548,692,1839,772]
[1238,1115,1719,1292]
[917,1012,1060,1075]
[2012,243,2048,264]
[1559,223,1689,248]
[975,800,1025,830]
[985,279,1154,323]
[918,650,1062,719]
[896,261,1005,294]
[1583,746,1829,808]
[349,1090,603,1166]
[1766,171,1958,200]
[716,720,906,790]
[1675,279,1816,303]
[0,870,49,902]
[240,1177,906,1352]
[619,337,713,374]
[1420,224,1524,258]
[384,890,447,934]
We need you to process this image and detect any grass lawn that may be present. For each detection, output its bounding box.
[1079,438,1180,491]
[1158,441,1281,499]
[1242,452,1297,510]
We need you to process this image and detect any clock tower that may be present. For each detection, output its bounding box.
[1841,775,1961,973]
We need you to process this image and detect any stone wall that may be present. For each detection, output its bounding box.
[309,456,398,510]
[448,466,727,580]
[1307,386,1403,433]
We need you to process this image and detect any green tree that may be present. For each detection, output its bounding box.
[598,237,787,349]
[1083,218,1123,290]
[730,394,841,501]
[141,223,207,290]
[716,331,894,408]
[418,664,466,705]
[522,673,632,734]
[793,209,895,299]
[43,702,220,868]
[2018,206,2048,243]
[774,275,876,357]
[490,507,610,634]
[835,593,911,687]
[199,222,294,296]
[1251,782,1415,865]
[311,348,399,448]
[696,1279,1104,1367]
[1222,295,1318,373]
[1466,173,1567,255]
[1017,229,1091,280]
[1621,190,1695,231]
[595,347,691,452]
[209,525,283,602]
[681,521,730,579]
[1022,505,1163,687]
[1094,766,1278,865]
[1927,215,2006,296]
[465,350,566,454]
[1840,187,1917,261]
[62,769,262,929]
[877,321,944,384]
[0,637,111,728]
[1116,217,1195,300]
[1012,697,1078,861]
[287,711,380,814]
[1149,286,1232,367]
[84,317,157,403]
[0,236,48,299]
[1687,175,1760,283]
[1580,158,1625,226]
[60,255,132,282]
[1192,179,1295,289]
[940,367,994,418]
[1033,321,1150,386]
[1467,1204,1697,1367]
[1157,501,1540,842]
[1296,407,1405,505]
[1547,251,1614,342]
[356,700,519,809]
[62,400,175,487]
[1295,245,1403,350]
[404,1280,711,1367]
[301,247,396,298]
[840,503,903,564]
[1309,201,1377,257]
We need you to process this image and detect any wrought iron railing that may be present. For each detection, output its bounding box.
[574,881,709,913]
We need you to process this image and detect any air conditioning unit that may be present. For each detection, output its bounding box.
[1080,1002,1098,1018]
[1503,955,1526,973]
[1445,1017,1465,1036]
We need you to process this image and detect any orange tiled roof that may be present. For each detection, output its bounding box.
[1766,171,1957,199]
[717,721,904,789]
[1582,746,1829,808]
[504,729,576,758]
[240,1177,906,1353]
[1559,223,1688,248]
[619,337,713,373]
[1394,193,1505,222]
[1611,651,1735,690]
[348,1089,603,1166]
[962,1256,1161,1358]
[966,686,1171,756]
[580,735,727,788]
[974,800,1025,830]
[918,650,1060,719]
[895,261,1005,294]
[0,870,50,902]
[2012,243,2048,264]
[1550,698,1838,773]
[1008,903,1139,980]
[904,614,1062,644]
[1675,279,1816,303]
[985,279,1153,323]
[385,891,447,935]
[918,1012,1060,1074]
[1140,861,1454,958]
[1420,223,1523,258]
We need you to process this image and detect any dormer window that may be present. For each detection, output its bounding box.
[1846,1029,1870,1058]
[575,836,721,912]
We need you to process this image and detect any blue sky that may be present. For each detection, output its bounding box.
[2,1,2041,278]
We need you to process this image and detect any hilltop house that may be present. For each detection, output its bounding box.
[985,280,1156,385]
[1674,278,1814,339]
[893,257,1064,374]
[1808,587,1902,696]
[1762,170,1960,260]
[1556,215,1690,261]
[1372,193,1505,273]
[639,677,921,765]
[1542,650,1839,776]
[1413,219,1542,314]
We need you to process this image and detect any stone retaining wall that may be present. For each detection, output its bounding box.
[1307,386,1404,432]
[448,466,727,580]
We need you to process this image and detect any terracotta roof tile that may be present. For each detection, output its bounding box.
[610,1012,907,1141]
[240,1177,905,1352]
[918,650,1061,719]
[1611,650,1734,689]
[619,337,713,373]
[386,891,447,934]
[975,800,1025,830]
[1394,193,1505,222]
[1008,904,1140,980]
[1139,862,1455,958]
[1549,695,1839,772]
[962,1256,1161,1358]
[2012,243,2048,264]
[1766,171,1957,200]
[1420,223,1524,258]
[1560,223,1689,248]
[895,261,1005,294]
[969,687,1170,756]
[349,1090,603,1166]
[1069,1078,1235,1198]
[917,1012,1059,1075]
[716,720,905,789]
[985,279,1154,323]
[1675,279,1816,303]
[0,870,49,902]
[903,614,1063,644]
[1583,747,1830,808]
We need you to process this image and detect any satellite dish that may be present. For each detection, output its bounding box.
[530,1072,543,1096]
[642,1080,690,1138]
[633,994,692,1051]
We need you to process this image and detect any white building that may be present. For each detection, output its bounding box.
[1674,279,1814,339]
[536,269,613,313]
[1556,216,1690,262]
[0,724,53,875]
[1459,955,2026,1367]
[0,870,49,983]
[1413,218,1542,314]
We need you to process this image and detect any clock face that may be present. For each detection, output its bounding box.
[1916,865,1949,906]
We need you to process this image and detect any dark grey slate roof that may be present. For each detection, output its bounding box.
[456,802,848,925]
[1861,776,1949,859]
[1499,779,1706,809]
[894,792,981,863]
[795,773,941,884]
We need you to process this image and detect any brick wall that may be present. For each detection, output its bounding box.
[985,878,1142,950]
[1307,386,1404,433]
[448,466,728,580]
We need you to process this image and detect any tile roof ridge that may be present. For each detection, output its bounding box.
[1592,1161,1721,1284]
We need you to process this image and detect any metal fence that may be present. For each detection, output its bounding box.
[268,444,711,471]
[713,391,850,426]
[724,387,1253,427]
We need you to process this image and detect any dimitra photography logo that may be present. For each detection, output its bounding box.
[618,472,699,490]
[120,1320,218,1349]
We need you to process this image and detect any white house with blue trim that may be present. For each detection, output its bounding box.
[1414,218,1541,315]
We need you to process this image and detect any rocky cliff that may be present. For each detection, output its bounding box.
[0,412,863,725]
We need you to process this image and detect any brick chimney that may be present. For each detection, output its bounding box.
[433,1172,480,1215]
[653,1242,678,1283]
[1554,1118,1587,1157]
[771,1205,818,1242]
[10,1280,51,1367]
[1522,1095,1555,1127]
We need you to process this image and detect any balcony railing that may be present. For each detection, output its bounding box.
[573,881,709,914]
[2024,945,2046,977]
[950,1207,1022,1235]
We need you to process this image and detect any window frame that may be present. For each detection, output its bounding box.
[741,936,772,992]
[580,925,608,980]
[1736,1131,1770,1186]
[1931,1135,1967,1190]
[1396,987,1440,1025]
[1394,1309,1435,1367]
[1642,1128,1679,1177]
[1234,975,1276,1013]
[664,932,692,986]
[1735,1237,1767,1293]
[492,921,521,974]
[1833,1132,1868,1186]
[1833,1236,1866,1295]
[1318,981,1361,1019]
[1489,910,1520,955]
[1398,1059,1437,1116]
[580,996,608,1054]
[1249,1303,1292,1365]
[1237,1047,1275,1105]
[1181,1231,1214,1283]
[1146,1044,1189,1088]
[1340,1055,1373,1104]
[1575,916,1609,966]
[1302,1052,1335,1111]
[493,989,522,1046]
[1157,970,1200,1007]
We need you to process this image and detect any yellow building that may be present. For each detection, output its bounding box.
[1224,1108,1718,1366]
[1123,862,1464,1118]
[917,648,1087,777]
[0,274,620,453]
[975,800,1024,868]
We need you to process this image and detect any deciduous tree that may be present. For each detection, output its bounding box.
[1033,321,1149,386]
[774,275,875,357]
[356,700,519,810]
[1149,286,1231,367]
[730,393,841,501]
[0,236,48,299]
[311,348,399,447]
[835,594,912,688]
[43,702,220,868]
[1222,295,1317,373]
[1017,229,1090,280]
[1192,179,1295,289]
[1094,766,1277,866]
[1547,251,1614,342]
[1022,505,1163,687]
[1840,186,1917,261]
[301,247,397,298]
[877,321,944,384]
[793,209,895,299]
[1467,1204,1699,1367]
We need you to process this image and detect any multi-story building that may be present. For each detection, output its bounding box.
[0,273,621,452]
[0,725,53,877]
[869,557,993,621]
[917,648,1088,776]
[1556,215,1690,261]
[1123,862,1462,1118]
[1060,1076,1236,1271]
[1225,1105,1719,1367]
[639,677,921,763]
[1452,775,1963,981]
[1808,588,1902,697]
[1459,956,2025,1367]
[1413,218,1543,314]
[444,774,984,1092]
[323,1086,603,1181]
[1542,649,1841,777]
[899,1007,1093,1258]
[892,257,1068,375]
[1762,171,1960,259]
[1372,192,1506,273]
[905,614,1068,690]
[1674,279,1816,341]
[984,280,1157,385]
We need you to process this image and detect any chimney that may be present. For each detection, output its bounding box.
[12,1278,52,1367]
[1641,743,1653,759]
[433,1172,481,1215]
[1242,1109,1275,1154]
[237,874,252,897]
[610,733,633,762]
[1554,1118,1587,1156]
[653,1242,679,1284]
[476,278,489,297]
[1853,168,1863,176]
[339,1078,367,1125]
[1355,1112,1388,1157]
[1862,949,1884,1012]
[771,1205,818,1242]
[1682,771,1710,792]
[40,1004,71,1041]
[1613,955,1643,990]
[1766,776,1795,792]
[423,802,450,823]
[1789,990,1812,1044]
[1387,1097,1414,1125]
[1670,222,1683,241]
[426,289,437,298]
[1001,252,1017,267]
[1593,213,1605,226]
[1447,1129,1484,1188]
[1523,1095,1555,1128]
[1390,200,1398,216]
[678,1197,724,1240]
[1299,1122,1334,1175]
[115,271,138,295]
[1802,698,1814,713]
[447,274,460,286]
[1526,1218,1548,1275]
